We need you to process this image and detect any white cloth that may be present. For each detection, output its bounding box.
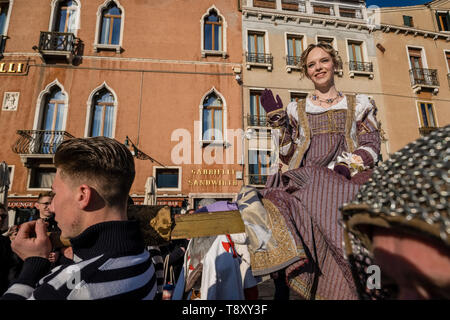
[200,234,244,300]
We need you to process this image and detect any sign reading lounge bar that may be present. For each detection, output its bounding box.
[0,60,29,75]
[188,168,238,186]
[7,197,37,208]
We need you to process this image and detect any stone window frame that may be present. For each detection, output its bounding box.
[84,81,119,139]
[198,87,228,146]
[93,0,125,53]
[0,0,14,36]
[200,5,228,58]
[48,0,81,36]
[153,166,182,192]
[33,79,69,132]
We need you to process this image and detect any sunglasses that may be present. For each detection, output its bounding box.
[38,202,52,207]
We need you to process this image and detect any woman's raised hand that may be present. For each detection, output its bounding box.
[260,89,283,113]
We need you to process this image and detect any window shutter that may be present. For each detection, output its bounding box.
[446,12,450,31]
[436,11,442,31]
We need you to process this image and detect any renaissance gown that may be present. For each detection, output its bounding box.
[238,94,381,300]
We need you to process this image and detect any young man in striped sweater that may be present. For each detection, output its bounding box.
[1,137,157,300]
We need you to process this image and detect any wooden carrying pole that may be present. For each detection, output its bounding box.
[51,205,246,248]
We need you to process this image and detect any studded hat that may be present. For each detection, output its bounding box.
[340,125,450,299]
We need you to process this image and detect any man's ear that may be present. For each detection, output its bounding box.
[34,202,40,209]
[76,184,92,210]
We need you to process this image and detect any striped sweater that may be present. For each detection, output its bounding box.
[1,221,157,300]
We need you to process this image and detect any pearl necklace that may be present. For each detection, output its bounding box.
[311,91,343,104]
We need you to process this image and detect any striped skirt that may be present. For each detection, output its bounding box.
[261,166,371,300]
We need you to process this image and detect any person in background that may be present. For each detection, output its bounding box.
[0,204,13,295]
[31,192,60,265]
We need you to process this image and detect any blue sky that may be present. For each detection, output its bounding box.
[366,0,431,7]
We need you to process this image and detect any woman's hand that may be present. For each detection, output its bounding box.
[334,163,351,180]
[260,89,283,113]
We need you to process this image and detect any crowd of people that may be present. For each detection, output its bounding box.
[0,43,448,300]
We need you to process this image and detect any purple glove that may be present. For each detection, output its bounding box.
[260,89,283,113]
[334,163,351,180]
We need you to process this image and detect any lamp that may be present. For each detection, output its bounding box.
[123,135,166,167]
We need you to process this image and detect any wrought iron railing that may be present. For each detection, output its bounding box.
[419,127,438,136]
[12,130,75,155]
[246,52,273,64]
[38,31,77,54]
[247,114,269,127]
[253,0,276,9]
[286,55,301,66]
[0,35,6,56]
[248,174,269,185]
[409,68,439,87]
[349,61,373,72]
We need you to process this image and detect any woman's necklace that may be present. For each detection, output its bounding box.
[311,91,343,105]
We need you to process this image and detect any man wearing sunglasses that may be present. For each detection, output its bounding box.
[33,192,54,221]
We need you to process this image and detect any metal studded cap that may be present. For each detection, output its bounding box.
[340,124,450,299]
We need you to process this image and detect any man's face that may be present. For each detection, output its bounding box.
[372,227,450,299]
[36,196,53,219]
[49,170,82,239]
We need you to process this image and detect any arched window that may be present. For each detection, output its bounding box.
[99,2,122,45]
[90,88,115,137]
[202,92,223,141]
[204,9,222,51]
[0,1,10,35]
[41,87,66,132]
[40,86,67,154]
[53,0,79,33]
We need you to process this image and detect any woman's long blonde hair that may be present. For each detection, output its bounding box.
[299,42,342,79]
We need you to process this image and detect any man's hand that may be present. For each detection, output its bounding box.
[48,251,60,263]
[11,219,52,261]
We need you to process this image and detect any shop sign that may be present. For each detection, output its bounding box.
[188,168,238,187]
[0,60,29,75]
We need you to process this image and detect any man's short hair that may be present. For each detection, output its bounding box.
[37,191,54,201]
[54,136,135,208]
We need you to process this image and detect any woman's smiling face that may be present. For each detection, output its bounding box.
[306,47,335,87]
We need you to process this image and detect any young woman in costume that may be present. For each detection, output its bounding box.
[258,42,381,299]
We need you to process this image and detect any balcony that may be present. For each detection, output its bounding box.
[248,174,269,186]
[349,60,374,79]
[247,114,269,127]
[0,35,6,58]
[12,130,75,157]
[409,68,440,94]
[253,0,276,9]
[286,55,301,72]
[419,127,439,136]
[37,31,79,64]
[246,52,273,71]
